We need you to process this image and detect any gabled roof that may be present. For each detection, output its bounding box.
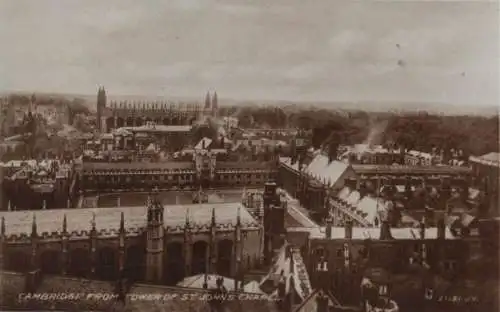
[293,289,344,312]
[260,243,313,302]
[306,154,350,187]
[195,137,213,150]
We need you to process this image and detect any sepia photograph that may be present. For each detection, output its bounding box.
[0,0,498,311]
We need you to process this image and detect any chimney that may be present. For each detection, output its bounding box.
[379,220,393,240]
[344,220,352,239]
[437,218,446,240]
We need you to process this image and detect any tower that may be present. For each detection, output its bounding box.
[145,195,165,283]
[97,87,107,132]
[263,182,286,264]
[204,91,211,111]
[212,92,218,118]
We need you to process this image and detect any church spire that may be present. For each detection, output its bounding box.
[212,91,218,115]
[204,91,211,109]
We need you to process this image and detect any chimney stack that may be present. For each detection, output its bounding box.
[344,220,353,239]
[379,220,393,240]
[437,218,446,240]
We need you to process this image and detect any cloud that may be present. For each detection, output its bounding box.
[0,0,497,106]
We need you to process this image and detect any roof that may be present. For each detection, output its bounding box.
[0,202,259,237]
[293,289,345,312]
[195,137,213,150]
[351,164,471,175]
[82,161,192,171]
[218,161,272,169]
[123,125,192,133]
[260,243,313,302]
[112,127,133,136]
[335,187,388,226]
[305,154,350,187]
[290,226,457,240]
[469,152,500,168]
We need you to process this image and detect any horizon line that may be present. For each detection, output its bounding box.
[0,89,498,110]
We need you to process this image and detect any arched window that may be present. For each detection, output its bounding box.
[6,251,30,273]
[40,250,60,275]
[165,242,184,285]
[192,241,208,275]
[217,240,233,277]
[68,248,89,278]
[97,247,116,281]
[125,245,144,282]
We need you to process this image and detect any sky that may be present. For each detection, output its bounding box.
[0,0,498,106]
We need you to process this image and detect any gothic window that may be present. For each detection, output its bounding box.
[165,242,184,285]
[40,250,60,275]
[379,285,388,296]
[97,247,117,281]
[217,240,233,277]
[68,248,89,278]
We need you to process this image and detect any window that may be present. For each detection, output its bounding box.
[379,285,388,296]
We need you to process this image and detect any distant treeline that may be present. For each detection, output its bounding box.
[229,106,499,157]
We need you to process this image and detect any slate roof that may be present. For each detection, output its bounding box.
[0,202,259,237]
[260,243,313,302]
[195,137,213,150]
[305,155,350,187]
[335,187,388,226]
[469,152,500,168]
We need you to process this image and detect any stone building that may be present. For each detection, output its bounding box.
[1,159,77,211]
[96,87,219,133]
[80,158,277,193]
[0,196,262,286]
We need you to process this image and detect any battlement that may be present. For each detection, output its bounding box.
[0,202,260,243]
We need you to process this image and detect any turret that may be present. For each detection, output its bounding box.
[234,206,242,291]
[118,211,126,276]
[146,196,165,282]
[90,212,97,277]
[97,86,107,132]
[209,208,217,274]
[59,214,68,271]
[183,209,192,278]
